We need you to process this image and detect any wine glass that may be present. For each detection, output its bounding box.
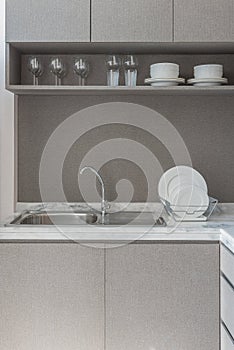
[105,55,122,86]
[27,56,43,85]
[73,57,89,86]
[123,55,138,87]
[49,57,66,85]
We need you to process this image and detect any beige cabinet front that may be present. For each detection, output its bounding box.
[91,0,173,42]
[105,243,219,350]
[221,276,234,340]
[0,242,220,350]
[0,243,104,350]
[174,0,234,42]
[221,244,234,287]
[6,0,90,42]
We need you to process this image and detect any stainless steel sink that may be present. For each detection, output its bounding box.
[8,211,98,226]
[6,210,166,226]
[105,211,165,226]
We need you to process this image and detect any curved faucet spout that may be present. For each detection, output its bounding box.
[79,166,107,224]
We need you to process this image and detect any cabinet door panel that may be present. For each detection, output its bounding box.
[221,245,234,287]
[221,276,234,339]
[6,0,90,42]
[221,324,234,350]
[106,243,219,350]
[92,0,173,42]
[174,0,234,42]
[0,244,104,350]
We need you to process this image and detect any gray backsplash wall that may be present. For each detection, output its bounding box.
[18,94,234,203]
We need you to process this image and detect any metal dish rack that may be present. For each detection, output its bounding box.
[160,196,218,222]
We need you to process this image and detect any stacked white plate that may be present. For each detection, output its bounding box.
[187,64,228,86]
[158,166,210,220]
[145,62,185,87]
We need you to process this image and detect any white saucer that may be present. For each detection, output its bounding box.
[144,77,185,87]
[187,77,228,86]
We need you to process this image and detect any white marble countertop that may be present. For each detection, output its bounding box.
[0,202,233,252]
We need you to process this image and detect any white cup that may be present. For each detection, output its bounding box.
[150,62,179,79]
[194,64,223,79]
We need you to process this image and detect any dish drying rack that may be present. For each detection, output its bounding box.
[160,196,218,221]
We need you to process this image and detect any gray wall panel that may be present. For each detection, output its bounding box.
[17,50,234,203]
[18,93,234,202]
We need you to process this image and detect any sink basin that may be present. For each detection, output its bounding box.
[8,211,98,226]
[6,211,166,226]
[105,211,165,226]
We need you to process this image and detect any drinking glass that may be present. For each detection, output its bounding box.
[123,55,138,87]
[73,57,89,86]
[49,57,66,85]
[27,56,43,85]
[105,55,121,87]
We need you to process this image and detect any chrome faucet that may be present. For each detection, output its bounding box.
[79,166,108,224]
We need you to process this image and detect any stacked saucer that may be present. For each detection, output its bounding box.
[187,64,228,86]
[145,62,185,87]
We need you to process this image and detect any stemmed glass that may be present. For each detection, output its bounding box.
[73,57,89,86]
[123,55,138,87]
[27,56,43,85]
[49,57,66,85]
[105,55,121,86]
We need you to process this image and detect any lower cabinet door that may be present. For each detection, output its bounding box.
[105,243,219,350]
[0,243,104,350]
[221,244,234,287]
[221,276,234,339]
[221,324,234,350]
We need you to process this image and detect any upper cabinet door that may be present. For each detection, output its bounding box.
[91,0,173,42]
[174,0,234,42]
[6,0,90,42]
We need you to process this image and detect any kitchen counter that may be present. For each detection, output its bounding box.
[0,202,234,252]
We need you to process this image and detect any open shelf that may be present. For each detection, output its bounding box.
[7,84,234,96]
[6,42,234,96]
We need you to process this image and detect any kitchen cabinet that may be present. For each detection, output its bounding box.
[105,243,219,350]
[0,242,220,350]
[91,0,173,42]
[174,0,234,42]
[221,324,234,350]
[221,275,234,340]
[5,0,234,44]
[221,244,234,348]
[221,244,234,287]
[5,0,90,42]
[0,244,104,350]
